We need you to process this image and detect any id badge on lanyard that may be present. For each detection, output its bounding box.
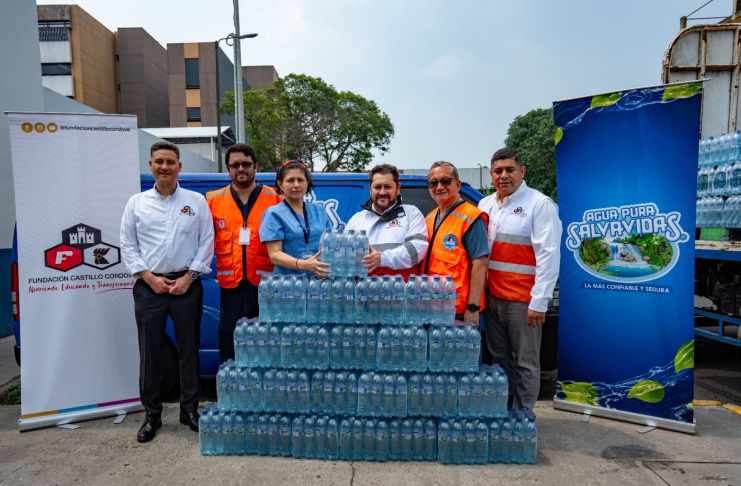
[239,226,251,245]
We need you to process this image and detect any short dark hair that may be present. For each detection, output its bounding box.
[369,164,400,184]
[276,160,313,193]
[225,143,257,166]
[491,147,521,166]
[429,160,460,180]
[150,141,179,159]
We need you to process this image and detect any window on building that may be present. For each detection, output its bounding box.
[41,63,72,76]
[185,58,199,88]
[186,107,201,122]
[38,21,70,42]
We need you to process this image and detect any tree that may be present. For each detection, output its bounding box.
[504,107,557,200]
[221,74,394,172]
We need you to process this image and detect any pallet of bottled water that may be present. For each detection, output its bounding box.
[204,244,536,464]
[697,133,741,228]
[258,274,457,326]
[200,405,537,464]
[234,320,480,373]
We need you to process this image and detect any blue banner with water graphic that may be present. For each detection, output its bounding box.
[553,83,701,426]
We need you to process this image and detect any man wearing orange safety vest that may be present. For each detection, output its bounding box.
[478,148,562,411]
[207,144,281,363]
[420,161,489,325]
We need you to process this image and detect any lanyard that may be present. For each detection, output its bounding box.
[284,200,310,244]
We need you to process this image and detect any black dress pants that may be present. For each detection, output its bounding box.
[219,279,259,363]
[133,278,202,416]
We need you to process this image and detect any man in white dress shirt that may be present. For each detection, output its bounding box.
[120,141,214,443]
[478,148,562,411]
[344,164,428,279]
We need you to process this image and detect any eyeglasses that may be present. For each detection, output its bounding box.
[229,161,255,170]
[428,177,454,188]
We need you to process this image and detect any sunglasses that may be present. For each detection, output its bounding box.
[229,161,255,170]
[428,177,454,188]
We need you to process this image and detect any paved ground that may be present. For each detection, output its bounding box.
[0,402,739,486]
[1,335,739,485]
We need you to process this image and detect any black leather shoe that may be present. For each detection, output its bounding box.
[179,409,199,432]
[136,415,162,443]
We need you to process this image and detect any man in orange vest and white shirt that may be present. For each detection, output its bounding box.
[207,144,281,363]
[479,148,562,411]
[420,161,489,325]
[345,164,428,278]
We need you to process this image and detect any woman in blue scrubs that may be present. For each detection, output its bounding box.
[260,160,331,277]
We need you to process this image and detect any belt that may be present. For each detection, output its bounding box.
[153,270,188,280]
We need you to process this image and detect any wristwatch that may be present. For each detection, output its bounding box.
[466,303,480,312]
[189,270,200,281]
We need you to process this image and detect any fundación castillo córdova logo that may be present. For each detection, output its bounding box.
[44,223,121,272]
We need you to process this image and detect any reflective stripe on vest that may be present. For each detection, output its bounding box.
[487,231,535,302]
[207,185,281,288]
[423,201,487,315]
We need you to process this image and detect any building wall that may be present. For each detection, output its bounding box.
[37,4,117,114]
[69,5,117,113]
[168,42,237,130]
[116,28,169,128]
[167,43,186,126]
[242,65,279,89]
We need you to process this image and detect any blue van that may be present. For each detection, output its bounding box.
[11,172,485,378]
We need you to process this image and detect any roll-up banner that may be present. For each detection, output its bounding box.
[553,82,701,433]
[7,112,142,431]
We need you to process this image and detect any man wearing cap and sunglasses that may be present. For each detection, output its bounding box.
[419,161,489,325]
[206,144,281,364]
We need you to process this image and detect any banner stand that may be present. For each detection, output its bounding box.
[18,403,143,432]
[554,399,695,434]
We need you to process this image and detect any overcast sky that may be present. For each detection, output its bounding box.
[39,0,732,169]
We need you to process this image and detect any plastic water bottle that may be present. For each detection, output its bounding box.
[341,326,354,368]
[363,419,376,461]
[390,276,405,325]
[351,418,364,460]
[382,374,395,415]
[364,327,377,368]
[404,275,418,325]
[418,276,431,324]
[459,375,471,415]
[321,229,335,277]
[345,229,357,277]
[367,278,380,324]
[380,277,393,325]
[329,279,343,323]
[451,421,464,464]
[501,415,513,463]
[413,419,425,461]
[413,327,427,370]
[429,328,443,371]
[355,279,369,325]
[342,278,355,323]
[357,230,370,278]
[291,416,304,458]
[339,418,353,460]
[437,421,451,463]
[443,276,456,324]
[731,161,741,195]
[318,279,331,324]
[408,374,420,415]
[430,276,443,325]
[333,230,347,278]
[258,276,271,322]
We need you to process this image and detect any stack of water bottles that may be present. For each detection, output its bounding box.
[697,133,741,228]
[202,228,537,464]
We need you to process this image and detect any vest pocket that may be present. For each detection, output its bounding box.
[215,230,233,255]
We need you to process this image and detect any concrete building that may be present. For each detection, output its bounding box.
[167,42,238,131]
[242,65,280,89]
[115,28,169,128]
[37,4,117,113]
[37,4,169,128]
[142,126,235,172]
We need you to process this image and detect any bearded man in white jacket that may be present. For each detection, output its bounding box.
[345,164,428,278]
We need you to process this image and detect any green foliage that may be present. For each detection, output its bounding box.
[628,379,665,404]
[619,234,673,268]
[674,340,694,373]
[579,238,610,270]
[504,107,557,199]
[221,74,394,172]
[560,381,599,406]
[0,381,20,405]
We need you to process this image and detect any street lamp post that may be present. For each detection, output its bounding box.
[215,31,257,171]
[232,0,257,143]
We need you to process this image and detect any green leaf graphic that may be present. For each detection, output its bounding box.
[662,82,702,101]
[628,380,665,404]
[560,382,598,406]
[590,92,621,109]
[674,340,694,373]
[554,127,564,146]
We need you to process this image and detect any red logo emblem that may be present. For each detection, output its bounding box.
[45,244,83,272]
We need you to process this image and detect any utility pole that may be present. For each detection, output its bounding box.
[233,0,245,143]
